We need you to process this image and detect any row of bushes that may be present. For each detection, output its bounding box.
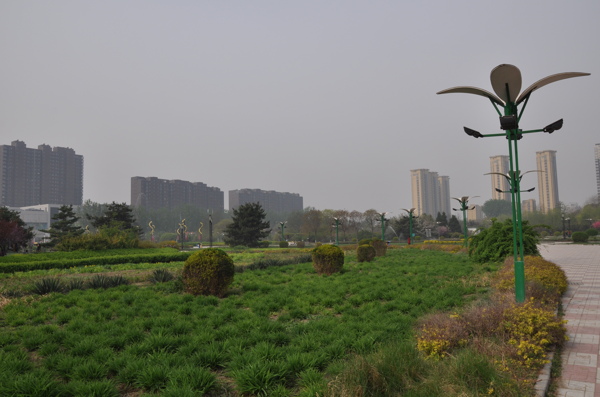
[31,274,131,295]
[0,251,192,274]
[30,269,176,296]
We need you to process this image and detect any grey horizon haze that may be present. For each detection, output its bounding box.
[1,1,598,214]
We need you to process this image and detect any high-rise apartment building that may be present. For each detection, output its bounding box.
[229,189,303,213]
[595,143,600,202]
[489,155,510,201]
[0,140,83,207]
[536,150,560,213]
[410,169,451,217]
[131,177,224,212]
[469,204,484,223]
[522,198,537,213]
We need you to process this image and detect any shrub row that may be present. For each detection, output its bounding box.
[0,252,192,274]
[31,274,130,295]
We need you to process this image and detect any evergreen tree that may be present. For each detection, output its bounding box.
[448,215,462,234]
[0,207,34,256]
[435,212,448,226]
[482,199,513,218]
[469,218,539,263]
[224,202,270,247]
[41,205,84,247]
[87,202,141,235]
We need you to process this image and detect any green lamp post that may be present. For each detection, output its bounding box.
[332,217,341,245]
[438,64,589,303]
[377,212,388,241]
[486,170,540,231]
[279,221,287,242]
[452,196,478,247]
[402,208,417,245]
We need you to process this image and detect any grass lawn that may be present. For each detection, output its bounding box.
[0,248,503,396]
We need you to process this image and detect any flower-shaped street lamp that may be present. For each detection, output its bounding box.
[376,212,388,241]
[438,64,589,302]
[402,208,417,245]
[332,218,341,246]
[279,221,287,242]
[451,196,478,247]
[207,210,213,248]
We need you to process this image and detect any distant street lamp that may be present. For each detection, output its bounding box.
[208,210,213,248]
[402,208,417,245]
[452,196,478,247]
[562,216,568,239]
[332,218,341,245]
[438,64,589,303]
[376,212,388,241]
[279,221,287,242]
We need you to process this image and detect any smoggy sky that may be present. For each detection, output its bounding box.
[1,1,598,213]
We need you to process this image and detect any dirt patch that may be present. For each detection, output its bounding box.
[0,295,10,309]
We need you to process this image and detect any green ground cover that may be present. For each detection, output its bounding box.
[0,249,498,396]
[0,248,191,274]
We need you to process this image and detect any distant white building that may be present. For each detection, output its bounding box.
[9,204,63,242]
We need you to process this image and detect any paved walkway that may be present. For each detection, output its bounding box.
[539,243,600,397]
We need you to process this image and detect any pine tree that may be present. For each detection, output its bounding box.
[224,202,270,247]
[448,215,462,234]
[41,205,84,247]
[87,202,141,234]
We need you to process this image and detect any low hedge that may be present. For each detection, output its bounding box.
[0,251,192,274]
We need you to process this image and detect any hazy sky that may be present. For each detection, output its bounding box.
[1,1,598,214]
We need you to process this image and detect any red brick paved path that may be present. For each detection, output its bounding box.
[540,243,600,397]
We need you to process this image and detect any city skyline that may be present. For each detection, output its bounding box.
[1,2,598,213]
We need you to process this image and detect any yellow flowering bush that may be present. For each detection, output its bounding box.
[416,312,468,359]
[501,300,567,368]
[494,256,567,304]
[410,241,467,254]
[422,240,463,245]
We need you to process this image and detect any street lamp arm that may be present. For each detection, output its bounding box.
[515,72,591,105]
[436,86,505,106]
[485,172,511,181]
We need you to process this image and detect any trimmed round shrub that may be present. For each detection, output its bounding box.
[371,239,387,257]
[182,249,234,297]
[571,231,588,243]
[312,244,344,275]
[357,244,376,262]
[279,241,289,248]
[296,241,305,248]
[586,228,599,237]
